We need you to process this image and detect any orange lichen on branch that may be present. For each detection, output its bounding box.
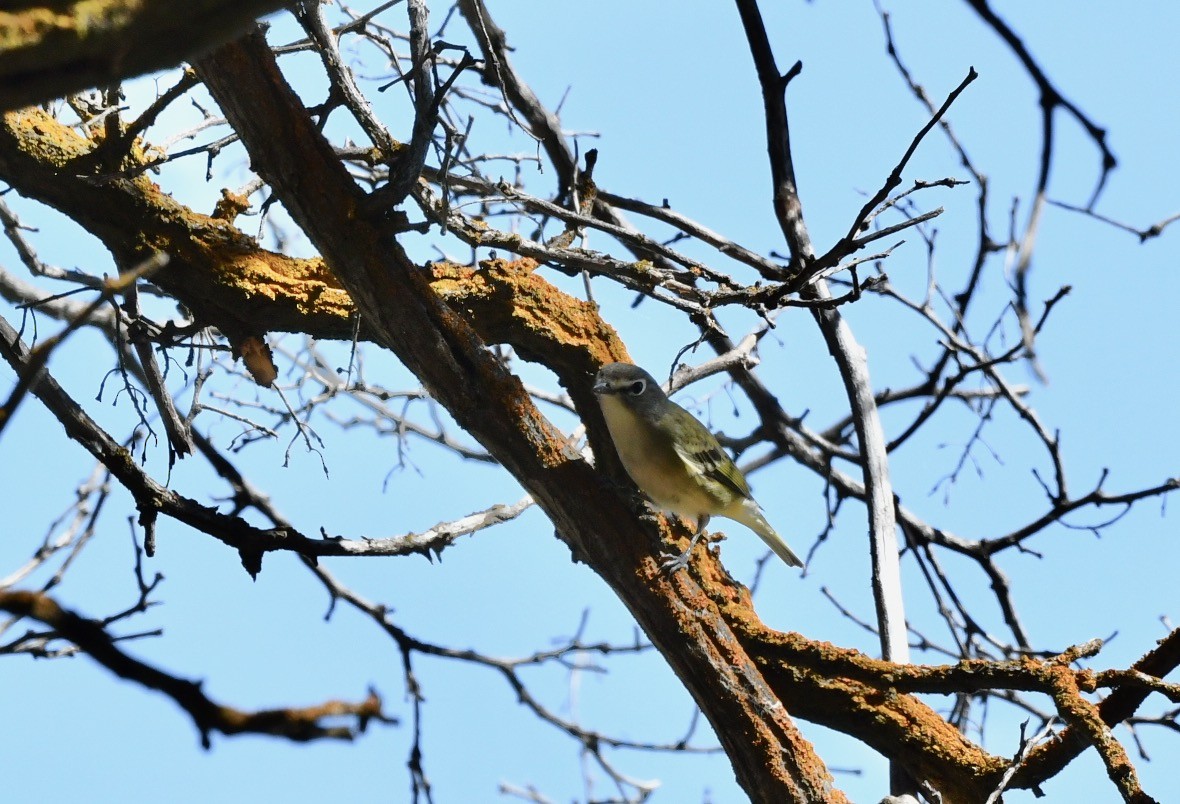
[206,248,352,318]
[602,512,847,802]
[721,605,1008,800]
[2,108,636,394]
[0,5,136,58]
[4,104,95,166]
[1,109,631,378]
[428,257,628,377]
[212,188,252,222]
[714,606,1165,800]
[0,108,357,342]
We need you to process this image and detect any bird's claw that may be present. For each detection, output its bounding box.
[660,549,692,574]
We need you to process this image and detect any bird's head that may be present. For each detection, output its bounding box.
[593,362,664,406]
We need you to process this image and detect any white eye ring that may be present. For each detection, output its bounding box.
[627,380,646,396]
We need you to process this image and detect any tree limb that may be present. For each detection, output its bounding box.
[0,0,290,110]
[0,588,389,746]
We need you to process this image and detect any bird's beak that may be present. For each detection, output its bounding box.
[592,379,609,395]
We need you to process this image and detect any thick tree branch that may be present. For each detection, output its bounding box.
[0,108,356,353]
[0,1,289,110]
[1018,628,1180,791]
[194,27,841,803]
[4,6,1173,800]
[733,1,915,795]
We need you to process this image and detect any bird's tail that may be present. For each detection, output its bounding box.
[732,499,804,568]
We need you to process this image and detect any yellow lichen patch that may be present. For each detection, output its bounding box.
[3,107,364,341]
[0,2,138,50]
[212,188,251,222]
[5,108,93,166]
[0,9,68,50]
[211,250,354,316]
[427,257,628,374]
[69,0,138,35]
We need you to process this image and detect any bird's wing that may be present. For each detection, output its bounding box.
[666,409,751,501]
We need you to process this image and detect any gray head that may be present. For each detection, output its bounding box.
[593,363,668,408]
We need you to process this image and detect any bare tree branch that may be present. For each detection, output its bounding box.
[0,588,390,746]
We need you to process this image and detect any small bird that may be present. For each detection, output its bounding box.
[592,362,803,571]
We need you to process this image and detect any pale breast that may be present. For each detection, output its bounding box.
[598,395,715,519]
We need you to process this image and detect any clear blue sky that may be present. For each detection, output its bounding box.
[3,2,1179,802]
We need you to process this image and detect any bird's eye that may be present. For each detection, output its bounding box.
[627,380,646,396]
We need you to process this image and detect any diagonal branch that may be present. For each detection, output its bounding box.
[808,67,977,280]
[194,26,843,803]
[0,588,389,747]
[733,0,908,669]
[1018,628,1180,791]
[734,2,915,796]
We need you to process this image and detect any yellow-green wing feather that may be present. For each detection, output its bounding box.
[660,402,804,569]
[663,406,751,502]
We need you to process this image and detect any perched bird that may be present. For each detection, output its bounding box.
[592,362,803,571]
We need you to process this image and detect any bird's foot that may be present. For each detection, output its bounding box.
[660,548,693,574]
